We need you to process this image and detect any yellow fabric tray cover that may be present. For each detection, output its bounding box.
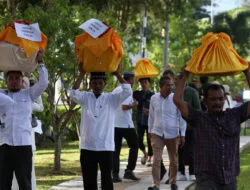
[75,28,123,72]
[0,20,47,58]
[133,58,159,79]
[185,32,248,76]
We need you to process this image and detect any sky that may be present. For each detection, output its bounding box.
[204,0,244,15]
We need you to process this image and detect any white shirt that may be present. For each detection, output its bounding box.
[113,86,134,128]
[148,92,186,139]
[32,96,44,112]
[0,65,48,146]
[69,84,132,151]
[31,96,44,151]
[0,93,14,106]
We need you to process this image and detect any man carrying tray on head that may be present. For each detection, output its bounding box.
[69,64,132,190]
[173,62,250,189]
[0,49,48,190]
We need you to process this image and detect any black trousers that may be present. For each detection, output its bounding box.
[80,149,113,190]
[0,144,32,190]
[113,128,138,175]
[137,124,153,156]
[178,129,195,175]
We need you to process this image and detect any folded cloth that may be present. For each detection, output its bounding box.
[185,32,248,76]
[133,58,159,79]
[0,42,38,72]
[0,20,47,57]
[75,27,123,73]
[0,20,47,73]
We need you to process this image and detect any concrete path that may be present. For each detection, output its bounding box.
[49,136,250,190]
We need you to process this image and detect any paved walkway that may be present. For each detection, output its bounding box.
[49,136,250,190]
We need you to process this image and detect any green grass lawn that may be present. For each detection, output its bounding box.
[238,145,250,190]
[35,140,131,190]
[240,128,250,136]
[35,141,81,190]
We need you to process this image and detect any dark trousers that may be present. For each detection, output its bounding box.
[0,144,32,190]
[178,129,195,175]
[195,174,237,190]
[137,124,153,156]
[80,149,113,190]
[113,128,138,175]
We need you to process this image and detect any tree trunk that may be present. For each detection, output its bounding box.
[120,0,130,31]
[53,103,77,172]
[163,21,169,69]
[163,0,170,69]
[73,113,80,139]
[7,0,16,17]
[54,130,61,172]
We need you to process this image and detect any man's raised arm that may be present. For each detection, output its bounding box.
[173,67,189,118]
[243,62,250,117]
[30,49,49,100]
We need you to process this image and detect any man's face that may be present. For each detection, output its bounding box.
[126,77,135,86]
[140,79,150,91]
[160,79,173,96]
[6,72,23,92]
[90,78,106,97]
[205,88,225,114]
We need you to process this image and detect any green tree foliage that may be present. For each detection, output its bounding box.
[211,7,250,57]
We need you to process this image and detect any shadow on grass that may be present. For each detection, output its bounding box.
[37,177,80,190]
[36,149,79,155]
[36,166,82,189]
[38,140,80,150]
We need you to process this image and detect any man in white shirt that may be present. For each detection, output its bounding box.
[12,77,44,190]
[69,65,132,190]
[112,71,139,183]
[0,49,48,190]
[148,77,186,190]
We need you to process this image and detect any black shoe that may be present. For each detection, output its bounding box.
[113,174,122,183]
[171,184,178,190]
[123,170,140,180]
[165,179,169,184]
[160,168,167,181]
[148,185,159,190]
